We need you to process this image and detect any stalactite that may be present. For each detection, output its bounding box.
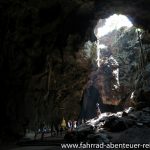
[137,30,145,70]
[47,62,51,92]
[59,49,64,73]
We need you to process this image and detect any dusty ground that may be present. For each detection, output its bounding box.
[110,126,150,144]
[1,123,150,150]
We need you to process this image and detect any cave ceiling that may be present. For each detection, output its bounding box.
[1,0,150,53]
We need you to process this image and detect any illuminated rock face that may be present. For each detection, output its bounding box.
[79,55,123,120]
[79,26,150,120]
[78,82,123,120]
[134,31,150,107]
[96,54,120,105]
[97,26,150,107]
[94,27,139,105]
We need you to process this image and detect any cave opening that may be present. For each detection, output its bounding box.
[95,14,133,67]
[94,13,134,104]
[79,14,144,121]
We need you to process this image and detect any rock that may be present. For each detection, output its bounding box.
[122,111,128,117]
[136,102,148,109]
[116,111,123,117]
[139,116,150,124]
[131,111,143,119]
[128,114,137,120]
[145,64,150,72]
[87,133,110,144]
[136,122,143,126]
[143,91,150,102]
[124,107,135,113]
[112,126,150,144]
[142,107,150,112]
[103,116,128,132]
[141,32,150,44]
[70,107,150,145]
[64,131,78,142]
[143,70,150,79]
[124,118,136,126]
[77,124,94,132]
[146,48,150,62]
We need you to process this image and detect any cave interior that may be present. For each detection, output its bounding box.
[0,0,150,147]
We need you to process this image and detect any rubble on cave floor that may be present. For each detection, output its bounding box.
[65,107,150,144]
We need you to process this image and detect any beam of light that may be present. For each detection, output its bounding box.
[97,44,107,49]
[113,68,120,89]
[130,91,135,99]
[97,49,100,67]
[97,14,133,38]
[96,44,107,67]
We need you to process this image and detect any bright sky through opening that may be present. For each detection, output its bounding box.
[97,14,133,38]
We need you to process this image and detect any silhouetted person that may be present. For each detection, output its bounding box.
[96,103,101,117]
[67,120,72,131]
[55,124,59,136]
[22,118,29,137]
[51,123,56,136]
[60,126,63,136]
[81,119,85,124]
[40,122,45,140]
[72,120,77,130]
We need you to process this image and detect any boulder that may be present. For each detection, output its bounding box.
[142,107,150,112]
[87,133,110,144]
[103,116,128,132]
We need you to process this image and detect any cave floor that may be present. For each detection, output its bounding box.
[0,146,61,150]
[0,133,65,150]
[1,118,150,150]
[1,126,150,150]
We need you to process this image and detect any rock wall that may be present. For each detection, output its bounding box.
[134,31,150,107]
[100,27,149,107]
[110,27,150,108]
[111,27,139,104]
[79,26,150,120]
[0,0,93,140]
[25,51,91,128]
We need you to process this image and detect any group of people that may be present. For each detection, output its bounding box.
[67,120,77,131]
[49,118,78,136]
[67,102,101,131]
[35,102,101,139]
[50,124,64,136]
